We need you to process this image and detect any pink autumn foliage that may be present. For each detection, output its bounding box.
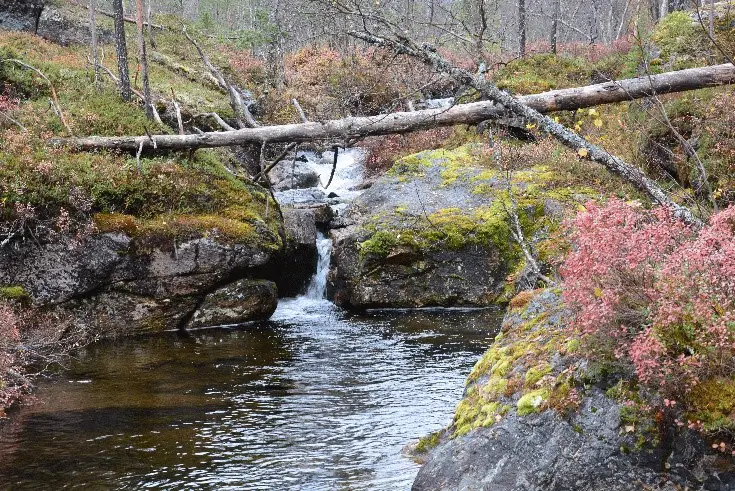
[562,199,735,395]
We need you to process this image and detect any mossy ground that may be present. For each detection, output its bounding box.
[0,30,280,251]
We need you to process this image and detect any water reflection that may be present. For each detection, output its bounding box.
[0,300,501,490]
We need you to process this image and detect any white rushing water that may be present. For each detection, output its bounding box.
[274,146,366,215]
[305,232,333,300]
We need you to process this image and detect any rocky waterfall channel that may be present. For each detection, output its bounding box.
[0,145,510,489]
[2,143,731,490]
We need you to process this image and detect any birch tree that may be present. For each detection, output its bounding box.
[135,0,155,119]
[112,0,132,101]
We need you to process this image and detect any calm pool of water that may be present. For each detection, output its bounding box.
[0,298,501,490]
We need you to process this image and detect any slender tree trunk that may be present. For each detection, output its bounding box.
[135,0,154,120]
[146,1,156,50]
[709,0,715,37]
[89,0,99,89]
[616,0,632,40]
[112,0,132,102]
[518,0,526,57]
[476,0,488,63]
[550,0,561,53]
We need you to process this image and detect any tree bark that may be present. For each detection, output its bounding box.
[89,0,99,89]
[112,0,132,102]
[135,0,154,120]
[550,0,560,53]
[518,0,527,57]
[51,62,735,154]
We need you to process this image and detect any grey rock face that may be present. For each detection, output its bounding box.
[327,150,507,309]
[414,395,734,490]
[269,208,318,296]
[268,158,320,192]
[0,233,279,337]
[187,279,278,328]
[0,1,114,46]
[412,290,735,491]
[330,227,502,308]
[0,0,44,32]
[414,393,663,491]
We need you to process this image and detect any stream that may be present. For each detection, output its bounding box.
[0,144,502,490]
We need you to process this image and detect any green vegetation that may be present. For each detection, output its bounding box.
[0,31,280,252]
[686,378,735,433]
[517,389,551,416]
[0,286,29,301]
[494,54,589,94]
[449,290,588,437]
[414,430,443,453]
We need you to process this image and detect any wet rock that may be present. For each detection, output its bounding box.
[268,158,320,192]
[299,203,334,226]
[275,188,327,206]
[269,208,318,296]
[186,279,278,328]
[0,233,279,337]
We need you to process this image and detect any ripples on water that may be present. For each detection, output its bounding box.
[0,299,501,490]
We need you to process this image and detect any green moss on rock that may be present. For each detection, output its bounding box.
[517,388,551,416]
[686,377,735,432]
[0,286,29,301]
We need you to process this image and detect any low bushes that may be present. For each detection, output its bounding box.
[562,199,735,438]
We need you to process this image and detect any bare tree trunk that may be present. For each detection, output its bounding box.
[146,1,156,50]
[112,0,132,101]
[477,0,488,63]
[709,0,715,37]
[518,0,526,57]
[135,0,154,120]
[616,0,632,40]
[89,0,99,90]
[550,0,561,53]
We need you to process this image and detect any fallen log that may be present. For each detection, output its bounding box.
[351,30,704,226]
[51,63,735,152]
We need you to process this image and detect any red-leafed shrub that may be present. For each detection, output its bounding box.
[0,84,20,114]
[226,49,267,87]
[562,200,735,399]
[0,299,84,415]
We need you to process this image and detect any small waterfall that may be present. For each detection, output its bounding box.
[305,232,333,299]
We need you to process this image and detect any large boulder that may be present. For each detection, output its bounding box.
[186,279,278,328]
[0,232,280,337]
[0,0,44,32]
[0,0,114,46]
[327,146,564,309]
[411,289,735,490]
